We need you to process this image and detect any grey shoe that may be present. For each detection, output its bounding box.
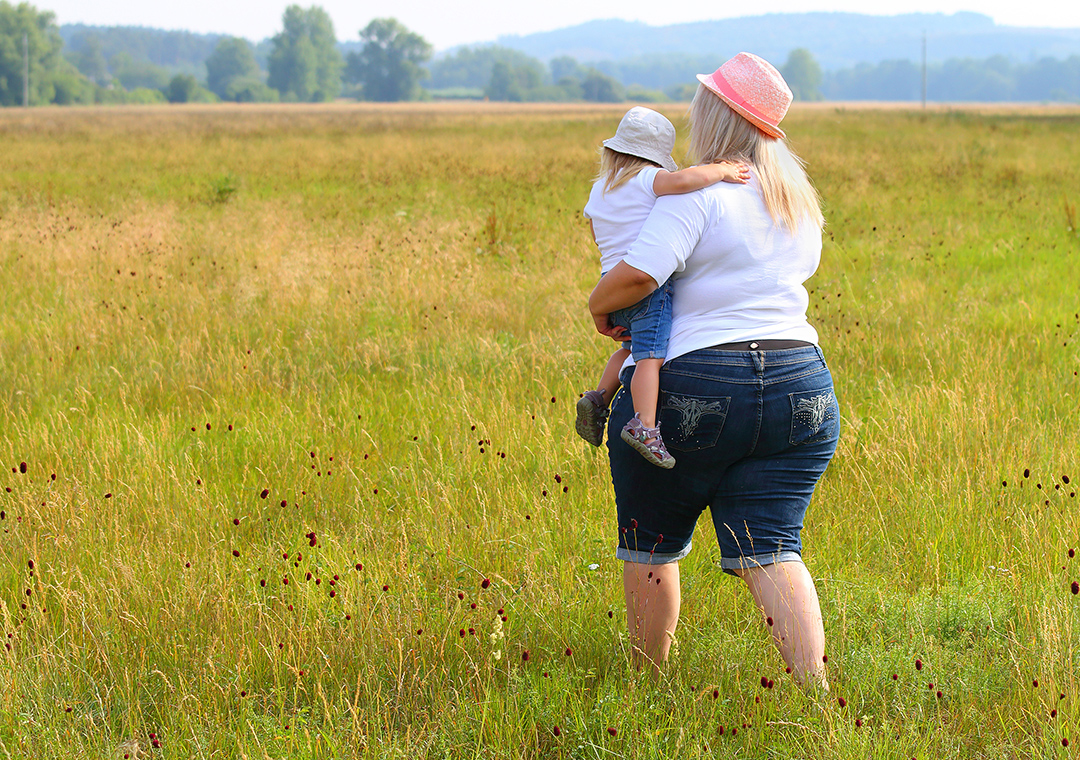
[620,413,675,469]
[575,390,609,446]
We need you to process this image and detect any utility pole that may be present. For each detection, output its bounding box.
[921,31,927,109]
[23,32,29,107]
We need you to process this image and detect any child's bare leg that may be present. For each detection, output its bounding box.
[630,358,663,429]
[596,348,630,405]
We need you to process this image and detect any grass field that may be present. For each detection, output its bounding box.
[1,101,1079,759]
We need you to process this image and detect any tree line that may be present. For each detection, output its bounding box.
[3,1,1080,107]
[0,3,441,105]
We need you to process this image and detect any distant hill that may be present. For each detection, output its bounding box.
[488,12,1080,71]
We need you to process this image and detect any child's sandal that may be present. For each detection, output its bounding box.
[575,390,609,447]
[620,413,676,469]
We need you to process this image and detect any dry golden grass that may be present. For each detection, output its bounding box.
[0,102,1078,759]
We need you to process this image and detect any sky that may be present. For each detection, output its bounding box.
[41,0,1080,51]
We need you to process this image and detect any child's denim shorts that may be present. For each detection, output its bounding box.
[608,277,674,361]
[607,344,839,574]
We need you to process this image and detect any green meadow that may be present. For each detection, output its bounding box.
[0,101,1078,758]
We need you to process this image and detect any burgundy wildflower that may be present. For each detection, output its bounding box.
[712,689,719,699]
[1072,581,1079,595]
[855,718,863,728]
[232,549,240,557]
[607,727,617,737]
[553,726,561,737]
[915,658,923,670]
[18,462,26,474]
[260,489,269,499]
[481,578,491,589]
[766,617,774,627]
[837,696,847,708]
[522,650,530,661]
[760,676,769,688]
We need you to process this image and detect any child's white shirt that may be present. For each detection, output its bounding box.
[582,167,661,274]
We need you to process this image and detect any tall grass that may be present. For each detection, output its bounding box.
[0,102,1078,758]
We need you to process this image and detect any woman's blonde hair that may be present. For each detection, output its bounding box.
[688,84,823,231]
[597,147,661,194]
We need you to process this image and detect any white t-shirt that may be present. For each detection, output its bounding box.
[583,167,661,274]
[622,174,821,363]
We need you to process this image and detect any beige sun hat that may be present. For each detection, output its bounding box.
[696,52,793,140]
[602,106,679,172]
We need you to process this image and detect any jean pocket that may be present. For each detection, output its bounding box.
[788,387,839,446]
[659,393,731,451]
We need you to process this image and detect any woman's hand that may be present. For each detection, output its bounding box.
[593,312,629,341]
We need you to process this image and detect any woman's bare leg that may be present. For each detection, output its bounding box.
[623,560,681,677]
[736,561,827,688]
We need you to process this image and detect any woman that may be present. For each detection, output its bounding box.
[588,52,838,687]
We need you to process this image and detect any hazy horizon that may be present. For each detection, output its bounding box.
[42,1,1080,52]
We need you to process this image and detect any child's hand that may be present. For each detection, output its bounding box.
[716,160,751,184]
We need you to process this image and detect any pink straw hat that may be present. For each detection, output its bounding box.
[696,52,792,140]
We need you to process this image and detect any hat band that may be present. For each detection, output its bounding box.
[710,73,777,129]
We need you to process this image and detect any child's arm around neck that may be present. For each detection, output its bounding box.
[652,161,750,196]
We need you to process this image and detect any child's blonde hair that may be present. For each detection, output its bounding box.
[688,84,823,232]
[598,147,660,194]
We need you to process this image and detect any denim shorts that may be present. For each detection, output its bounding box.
[608,277,673,361]
[608,344,839,574]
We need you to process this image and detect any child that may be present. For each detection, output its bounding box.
[577,106,748,468]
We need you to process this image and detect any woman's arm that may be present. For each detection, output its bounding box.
[588,261,658,338]
[589,192,710,338]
